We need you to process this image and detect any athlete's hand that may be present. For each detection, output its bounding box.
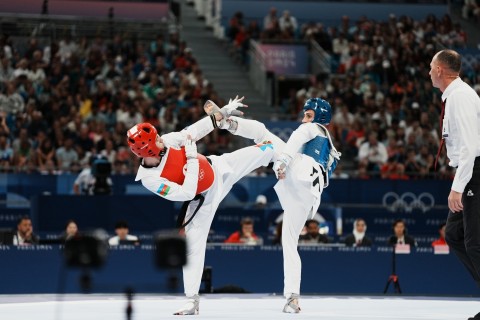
[221,95,247,117]
[184,136,197,160]
[273,154,293,180]
[273,160,287,180]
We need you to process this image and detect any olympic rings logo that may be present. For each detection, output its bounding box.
[382,192,435,213]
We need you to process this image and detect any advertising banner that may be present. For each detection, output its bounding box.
[257,44,308,75]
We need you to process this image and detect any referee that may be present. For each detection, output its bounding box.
[430,49,480,320]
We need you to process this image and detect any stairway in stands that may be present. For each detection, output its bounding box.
[179,0,272,121]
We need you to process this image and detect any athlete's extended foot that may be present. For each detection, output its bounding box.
[283,293,301,313]
[203,100,221,117]
[174,295,199,315]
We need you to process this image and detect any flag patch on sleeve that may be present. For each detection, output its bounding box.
[255,140,273,151]
[157,183,171,196]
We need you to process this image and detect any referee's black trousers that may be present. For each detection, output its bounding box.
[446,157,480,286]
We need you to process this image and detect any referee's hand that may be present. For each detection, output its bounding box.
[448,190,463,213]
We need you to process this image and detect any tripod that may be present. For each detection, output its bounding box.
[383,245,402,294]
[125,287,134,320]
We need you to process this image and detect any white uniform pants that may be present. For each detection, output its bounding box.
[182,122,284,297]
[274,155,324,297]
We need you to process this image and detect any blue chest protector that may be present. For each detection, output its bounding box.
[302,132,339,180]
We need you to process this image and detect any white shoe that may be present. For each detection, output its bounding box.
[174,295,199,315]
[283,294,301,313]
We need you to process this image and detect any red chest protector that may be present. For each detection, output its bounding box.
[159,147,215,194]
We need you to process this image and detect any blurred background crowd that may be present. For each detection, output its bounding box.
[0,2,479,182]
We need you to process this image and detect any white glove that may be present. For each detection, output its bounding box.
[221,95,247,117]
[184,137,197,160]
[273,154,292,180]
[273,160,286,180]
[203,96,247,119]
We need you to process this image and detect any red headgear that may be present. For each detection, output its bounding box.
[127,123,162,158]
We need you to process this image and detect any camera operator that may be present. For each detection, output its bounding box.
[73,155,113,195]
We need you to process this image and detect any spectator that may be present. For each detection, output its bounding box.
[13,58,29,79]
[0,134,13,171]
[278,10,298,37]
[60,219,80,242]
[358,132,388,172]
[263,7,278,31]
[344,119,365,156]
[246,20,261,41]
[227,11,244,42]
[35,138,56,172]
[462,0,480,21]
[388,219,416,247]
[58,34,78,64]
[224,217,262,245]
[332,32,349,60]
[0,56,14,83]
[333,103,355,133]
[254,194,267,209]
[344,218,373,247]
[100,139,117,164]
[1,81,25,115]
[272,220,283,245]
[380,156,399,179]
[28,61,46,86]
[13,216,39,245]
[330,163,349,179]
[404,148,421,177]
[56,138,79,172]
[12,128,33,171]
[73,155,112,195]
[389,163,409,180]
[108,220,139,245]
[299,220,329,244]
[432,222,447,247]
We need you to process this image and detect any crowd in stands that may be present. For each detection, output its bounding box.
[462,0,480,23]
[0,30,229,175]
[227,8,480,179]
[0,8,479,181]
[0,5,457,264]
[3,214,447,249]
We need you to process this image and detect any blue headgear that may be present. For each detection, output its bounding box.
[303,98,332,125]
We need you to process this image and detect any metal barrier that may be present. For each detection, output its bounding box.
[0,12,170,41]
[311,40,331,75]
[248,40,268,99]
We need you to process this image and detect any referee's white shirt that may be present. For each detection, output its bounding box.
[442,77,480,193]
